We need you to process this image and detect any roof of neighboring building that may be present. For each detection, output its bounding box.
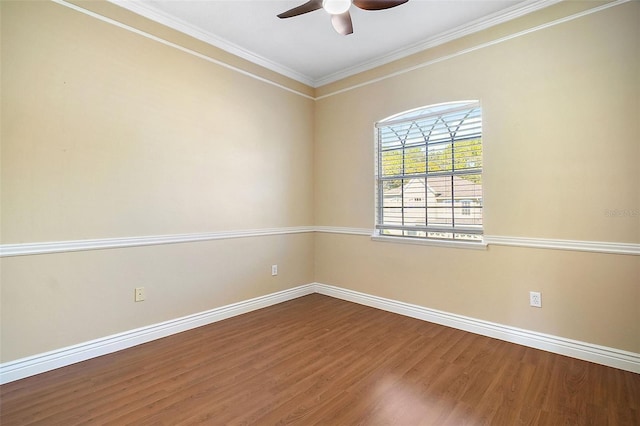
[383,176,482,199]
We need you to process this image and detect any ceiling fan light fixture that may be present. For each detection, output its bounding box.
[322,0,351,15]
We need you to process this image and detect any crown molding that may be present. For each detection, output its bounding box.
[53,0,314,100]
[107,0,316,88]
[106,0,562,89]
[313,0,563,86]
[315,0,631,98]
[73,0,626,91]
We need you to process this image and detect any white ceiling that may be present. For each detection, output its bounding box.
[111,0,557,87]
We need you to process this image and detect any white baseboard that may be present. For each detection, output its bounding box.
[2,282,638,384]
[314,283,640,374]
[0,284,315,385]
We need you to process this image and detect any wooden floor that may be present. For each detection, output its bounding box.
[1,294,639,425]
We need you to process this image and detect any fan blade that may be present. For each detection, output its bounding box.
[277,0,323,18]
[353,0,408,10]
[331,11,353,35]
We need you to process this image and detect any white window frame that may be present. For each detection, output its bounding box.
[373,101,485,249]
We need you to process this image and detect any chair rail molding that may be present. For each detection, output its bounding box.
[2,228,638,257]
[0,227,315,257]
[483,235,640,256]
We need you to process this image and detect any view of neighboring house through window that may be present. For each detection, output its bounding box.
[375,101,483,242]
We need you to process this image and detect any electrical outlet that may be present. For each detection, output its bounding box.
[529,291,541,308]
[135,287,145,302]
[271,265,278,276]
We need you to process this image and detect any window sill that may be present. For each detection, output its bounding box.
[371,234,488,250]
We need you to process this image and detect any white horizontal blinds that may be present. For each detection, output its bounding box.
[376,101,482,241]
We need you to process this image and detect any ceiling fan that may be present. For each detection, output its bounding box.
[277,0,409,35]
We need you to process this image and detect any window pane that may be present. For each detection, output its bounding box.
[381,149,403,177]
[453,138,482,171]
[403,148,426,176]
[402,178,425,205]
[427,143,452,172]
[376,101,483,242]
[453,175,482,226]
[381,207,402,226]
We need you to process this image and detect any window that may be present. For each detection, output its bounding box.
[375,101,483,242]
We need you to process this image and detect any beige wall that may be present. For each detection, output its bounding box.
[1,0,638,364]
[314,2,639,352]
[2,1,314,242]
[0,1,314,361]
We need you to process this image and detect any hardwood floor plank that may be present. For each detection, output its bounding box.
[1,294,639,425]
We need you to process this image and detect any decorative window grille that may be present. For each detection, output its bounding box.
[375,101,483,242]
